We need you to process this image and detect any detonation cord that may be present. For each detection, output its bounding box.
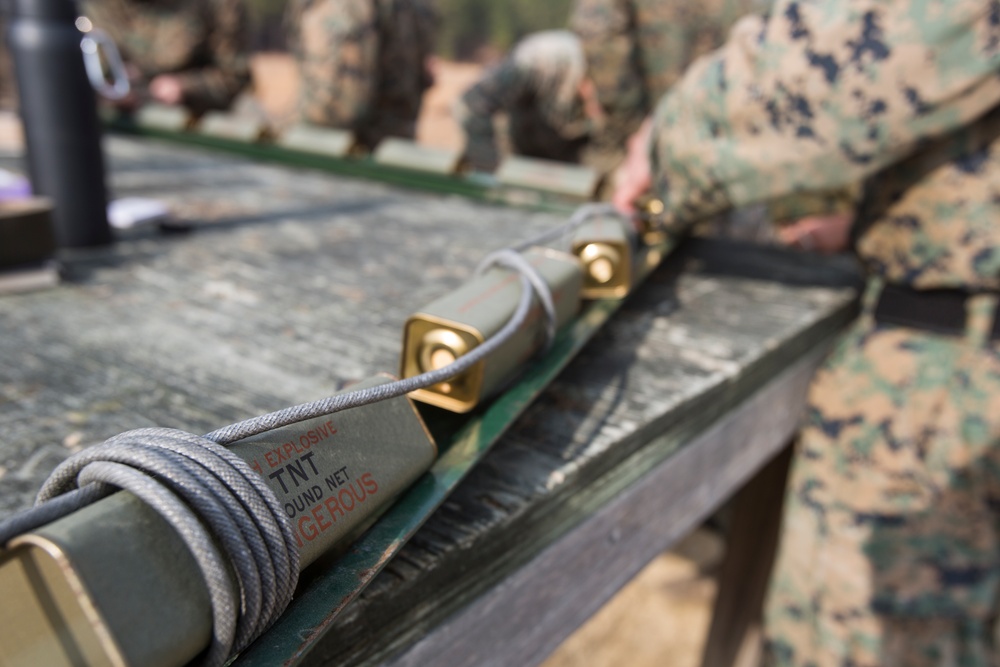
[512,201,618,252]
[0,202,623,667]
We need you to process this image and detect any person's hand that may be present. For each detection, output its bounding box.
[777,212,854,253]
[578,77,605,125]
[149,75,184,106]
[612,117,653,215]
[109,89,141,112]
[424,55,439,88]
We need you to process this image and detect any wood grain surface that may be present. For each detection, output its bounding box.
[0,136,860,667]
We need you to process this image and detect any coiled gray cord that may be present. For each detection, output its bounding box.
[0,217,610,665]
[0,429,299,667]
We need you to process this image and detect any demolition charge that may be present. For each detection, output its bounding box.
[400,246,583,413]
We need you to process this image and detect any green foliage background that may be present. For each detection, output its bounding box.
[435,0,573,59]
[243,0,573,59]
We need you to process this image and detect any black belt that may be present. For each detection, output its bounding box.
[873,283,1000,340]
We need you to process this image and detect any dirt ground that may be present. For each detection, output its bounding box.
[541,529,724,667]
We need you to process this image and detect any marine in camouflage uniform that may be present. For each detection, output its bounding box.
[628,0,1000,663]
[79,0,251,115]
[454,30,593,172]
[569,0,769,161]
[287,0,437,150]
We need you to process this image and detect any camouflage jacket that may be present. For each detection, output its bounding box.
[79,0,251,115]
[649,0,1000,291]
[287,0,438,150]
[570,0,769,148]
[454,30,593,172]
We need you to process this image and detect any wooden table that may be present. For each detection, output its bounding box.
[0,136,860,666]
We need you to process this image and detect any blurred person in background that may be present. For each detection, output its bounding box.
[78,0,251,115]
[453,29,604,172]
[570,0,769,174]
[613,0,1000,663]
[286,0,438,150]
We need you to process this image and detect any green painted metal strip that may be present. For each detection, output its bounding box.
[103,118,582,215]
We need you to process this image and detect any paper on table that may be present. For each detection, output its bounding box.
[107,197,171,229]
[0,169,31,201]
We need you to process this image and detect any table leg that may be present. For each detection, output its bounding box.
[700,442,794,667]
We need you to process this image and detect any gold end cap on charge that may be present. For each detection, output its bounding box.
[643,198,664,215]
[400,246,583,413]
[401,316,485,412]
[579,242,621,286]
[417,329,471,395]
[635,197,667,245]
[572,236,631,298]
[0,537,127,667]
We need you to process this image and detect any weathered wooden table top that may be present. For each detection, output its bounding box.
[0,136,859,666]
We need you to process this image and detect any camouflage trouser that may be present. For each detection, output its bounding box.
[763,283,1000,667]
[507,110,589,166]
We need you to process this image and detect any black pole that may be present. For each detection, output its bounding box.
[5,0,111,248]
